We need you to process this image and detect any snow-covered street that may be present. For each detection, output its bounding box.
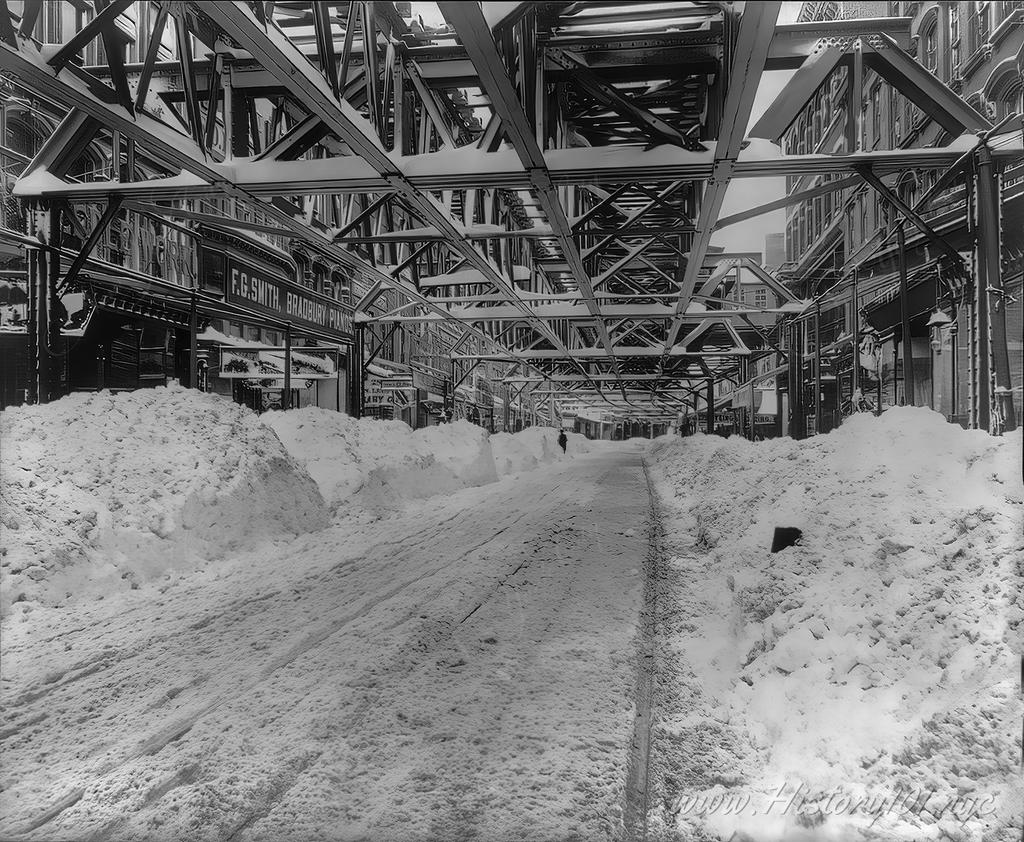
[2,388,1021,842]
[1,435,651,841]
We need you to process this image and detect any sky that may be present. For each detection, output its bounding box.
[410,1,804,260]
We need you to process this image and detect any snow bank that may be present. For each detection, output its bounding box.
[645,408,1022,842]
[489,426,591,474]
[1,386,605,616]
[263,409,593,512]
[1,386,329,615]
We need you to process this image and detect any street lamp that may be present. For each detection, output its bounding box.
[927,308,953,352]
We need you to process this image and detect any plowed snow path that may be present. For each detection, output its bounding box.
[1,445,652,842]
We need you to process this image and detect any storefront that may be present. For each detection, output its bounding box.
[198,230,354,413]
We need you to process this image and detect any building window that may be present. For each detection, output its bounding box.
[922,22,938,72]
[967,2,991,57]
[950,6,961,74]
[989,72,1024,122]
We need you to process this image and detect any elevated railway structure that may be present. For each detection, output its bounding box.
[0,1,1018,429]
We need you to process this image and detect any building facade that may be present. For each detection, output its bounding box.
[0,0,529,429]
[777,0,1023,434]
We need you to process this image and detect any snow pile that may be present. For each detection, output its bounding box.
[1,386,328,615]
[263,410,498,510]
[264,410,596,513]
[489,427,591,475]
[645,408,1022,842]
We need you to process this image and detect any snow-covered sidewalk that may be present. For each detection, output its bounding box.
[1,406,649,841]
[643,409,1022,842]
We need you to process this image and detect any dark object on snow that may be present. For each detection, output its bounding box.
[557,430,567,453]
[770,527,802,553]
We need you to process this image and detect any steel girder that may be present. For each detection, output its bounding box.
[196,1,583,368]
[0,25,552,382]
[4,1,1016,410]
[437,0,625,393]
[663,1,781,355]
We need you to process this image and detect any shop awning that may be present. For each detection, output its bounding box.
[366,362,394,377]
[864,274,937,333]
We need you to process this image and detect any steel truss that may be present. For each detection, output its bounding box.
[2,1,1019,419]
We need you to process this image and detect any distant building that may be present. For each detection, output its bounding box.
[764,233,786,271]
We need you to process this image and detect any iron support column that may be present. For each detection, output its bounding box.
[814,302,822,433]
[896,224,914,405]
[851,267,859,400]
[350,324,364,418]
[789,320,805,440]
[188,290,199,389]
[976,143,1016,432]
[705,379,714,434]
[283,323,292,410]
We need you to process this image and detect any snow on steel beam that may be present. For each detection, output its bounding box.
[454,347,750,360]
[438,0,624,391]
[15,138,1024,201]
[360,304,793,322]
[198,1,580,366]
[666,1,780,352]
[0,24,535,370]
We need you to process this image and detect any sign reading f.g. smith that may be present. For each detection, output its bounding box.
[226,258,354,339]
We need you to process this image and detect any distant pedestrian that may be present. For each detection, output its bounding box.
[557,429,568,453]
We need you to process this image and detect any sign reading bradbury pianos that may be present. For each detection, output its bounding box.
[225,258,354,339]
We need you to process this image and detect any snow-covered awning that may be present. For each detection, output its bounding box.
[366,362,394,378]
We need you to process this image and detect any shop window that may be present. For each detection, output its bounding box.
[245,324,261,343]
[200,248,226,295]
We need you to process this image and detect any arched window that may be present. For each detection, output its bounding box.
[922,21,938,72]
[897,172,919,208]
[986,66,1024,122]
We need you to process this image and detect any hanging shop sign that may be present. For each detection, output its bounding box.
[224,258,354,339]
[381,375,415,391]
[218,346,339,379]
[365,375,390,407]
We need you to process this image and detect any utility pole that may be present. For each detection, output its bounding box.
[976,141,1017,432]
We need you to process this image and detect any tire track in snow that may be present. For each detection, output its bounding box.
[238,458,643,842]
[5,477,575,839]
[622,457,666,842]
[85,482,575,842]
